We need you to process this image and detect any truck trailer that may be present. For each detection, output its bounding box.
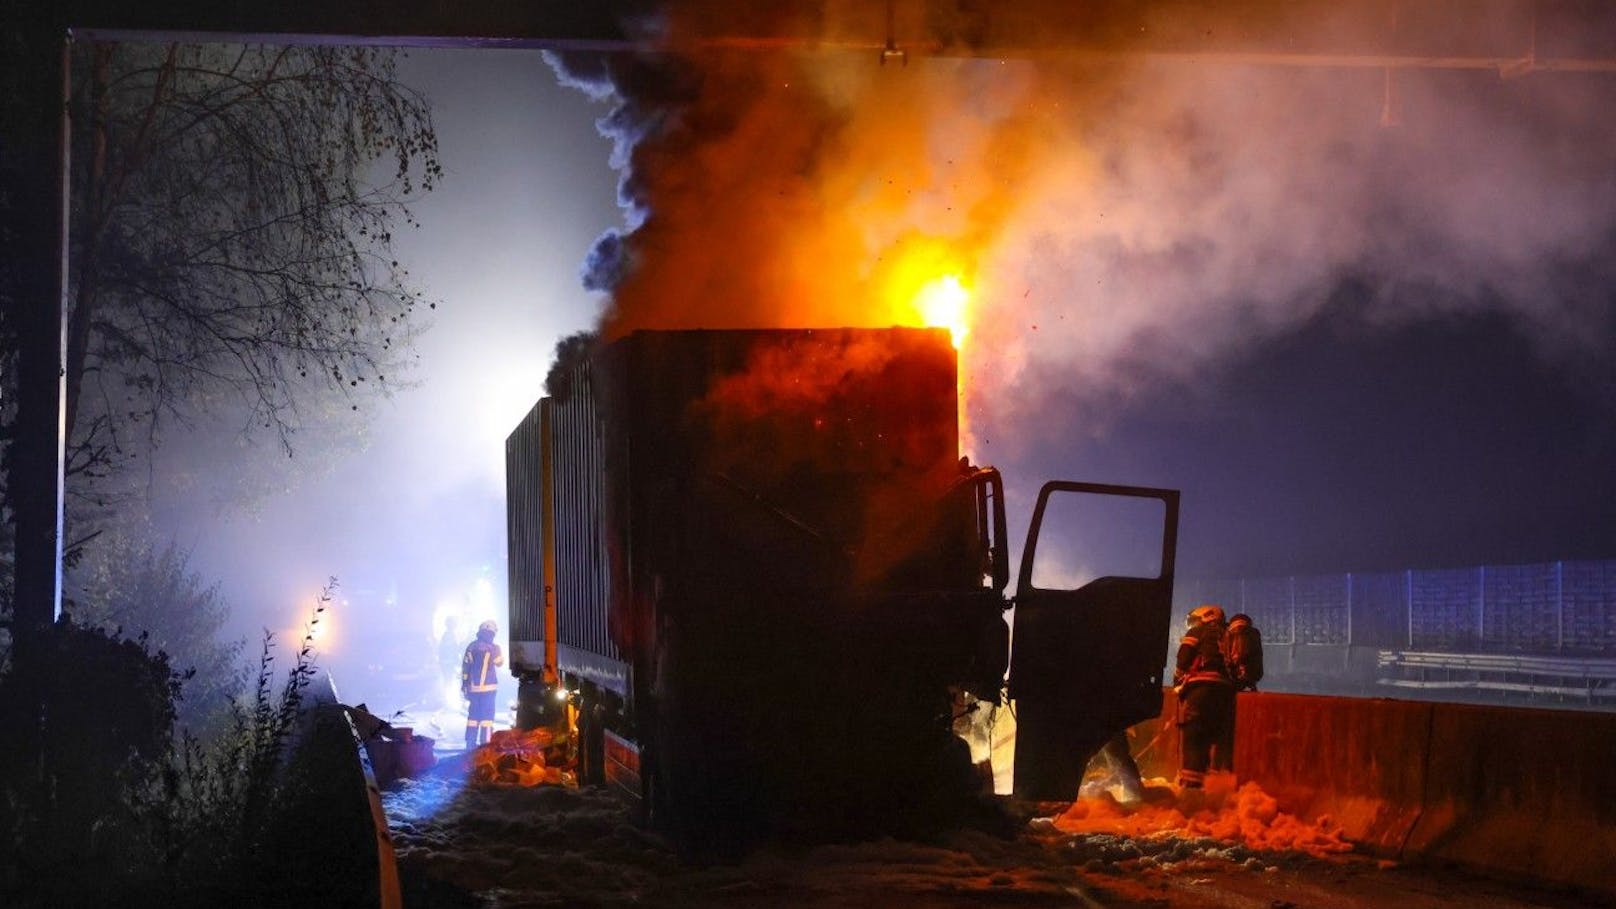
[505,327,1179,842]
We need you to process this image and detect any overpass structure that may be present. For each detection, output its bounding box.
[5,8,1616,900]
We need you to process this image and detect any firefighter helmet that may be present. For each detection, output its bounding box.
[478,620,498,635]
[1188,604,1225,627]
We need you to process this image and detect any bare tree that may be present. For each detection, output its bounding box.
[62,41,441,516]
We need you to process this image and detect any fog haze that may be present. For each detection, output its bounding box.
[146,49,617,709]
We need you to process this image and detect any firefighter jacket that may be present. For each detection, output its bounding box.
[1174,619,1233,692]
[462,635,504,695]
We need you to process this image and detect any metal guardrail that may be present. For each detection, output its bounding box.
[1377,650,1616,700]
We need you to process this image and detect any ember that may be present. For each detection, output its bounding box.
[468,726,576,789]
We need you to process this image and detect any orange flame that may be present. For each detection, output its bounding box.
[914,274,971,348]
[870,240,975,444]
[859,234,969,443]
[873,237,976,349]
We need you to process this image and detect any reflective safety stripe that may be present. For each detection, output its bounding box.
[474,652,493,689]
[463,646,502,690]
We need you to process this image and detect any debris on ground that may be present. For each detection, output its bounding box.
[350,703,438,788]
[465,726,575,788]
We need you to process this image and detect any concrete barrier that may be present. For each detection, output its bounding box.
[1234,692,1431,854]
[343,705,405,909]
[1407,700,1616,894]
[1131,689,1616,896]
[303,677,402,909]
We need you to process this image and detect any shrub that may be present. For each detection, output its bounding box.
[0,580,374,908]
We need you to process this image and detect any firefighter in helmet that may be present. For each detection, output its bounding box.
[1172,604,1234,790]
[462,619,504,749]
[1214,612,1265,774]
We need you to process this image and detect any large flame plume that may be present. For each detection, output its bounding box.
[553,1,1616,461]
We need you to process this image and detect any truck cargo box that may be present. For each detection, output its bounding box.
[506,327,1180,843]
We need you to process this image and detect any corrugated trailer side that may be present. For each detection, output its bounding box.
[549,356,625,695]
[504,402,546,677]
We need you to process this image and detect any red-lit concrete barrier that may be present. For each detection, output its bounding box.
[1128,690,1616,896]
[1406,700,1616,895]
[1233,693,1431,854]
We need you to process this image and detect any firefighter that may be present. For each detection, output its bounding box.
[438,616,462,708]
[462,619,504,749]
[1212,612,1265,774]
[1173,604,1234,790]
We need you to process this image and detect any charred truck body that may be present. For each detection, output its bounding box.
[506,327,1179,840]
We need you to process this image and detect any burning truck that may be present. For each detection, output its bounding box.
[504,326,1179,843]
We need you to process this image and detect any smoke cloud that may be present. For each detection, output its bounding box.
[548,1,1616,572]
[554,2,1613,442]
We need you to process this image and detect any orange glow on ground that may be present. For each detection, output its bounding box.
[1052,777,1353,859]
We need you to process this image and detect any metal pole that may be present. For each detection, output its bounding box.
[1556,560,1565,653]
[1289,575,1297,646]
[1406,569,1414,649]
[1346,572,1354,646]
[8,19,71,650]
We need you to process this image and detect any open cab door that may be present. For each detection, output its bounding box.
[1008,482,1180,801]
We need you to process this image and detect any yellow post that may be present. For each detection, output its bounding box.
[539,400,559,689]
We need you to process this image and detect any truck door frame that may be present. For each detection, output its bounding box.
[1008,481,1180,801]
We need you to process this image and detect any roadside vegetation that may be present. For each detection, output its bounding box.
[0,580,380,909]
[0,37,442,908]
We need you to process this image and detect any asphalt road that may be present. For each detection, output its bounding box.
[381,770,1608,909]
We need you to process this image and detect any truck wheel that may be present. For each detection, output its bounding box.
[515,677,548,730]
[645,642,684,838]
[577,684,607,787]
[644,732,677,836]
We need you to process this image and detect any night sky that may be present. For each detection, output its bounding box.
[1012,302,1616,579]
[140,42,1614,701]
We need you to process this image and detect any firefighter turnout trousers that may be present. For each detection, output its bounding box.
[466,690,497,748]
[1177,681,1235,788]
